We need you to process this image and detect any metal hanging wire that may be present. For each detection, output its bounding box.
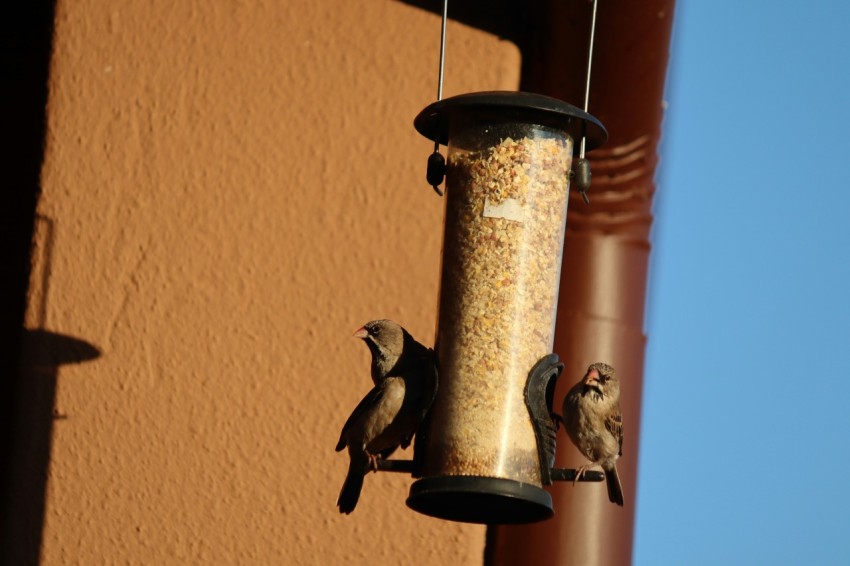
[436,0,448,103]
[425,0,450,196]
[575,0,599,205]
[579,0,598,161]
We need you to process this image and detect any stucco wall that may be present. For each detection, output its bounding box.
[18,0,521,563]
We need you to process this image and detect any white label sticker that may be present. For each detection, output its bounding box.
[483,198,525,223]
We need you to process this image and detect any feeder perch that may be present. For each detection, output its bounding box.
[401,92,607,524]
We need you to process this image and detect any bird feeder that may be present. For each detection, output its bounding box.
[405,92,607,523]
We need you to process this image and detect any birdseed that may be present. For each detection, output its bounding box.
[428,132,572,485]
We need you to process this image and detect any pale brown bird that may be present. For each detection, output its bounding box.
[561,362,624,506]
[336,320,437,514]
[353,319,413,386]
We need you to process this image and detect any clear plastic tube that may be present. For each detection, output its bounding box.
[426,120,573,485]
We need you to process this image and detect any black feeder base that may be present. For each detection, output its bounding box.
[406,475,553,524]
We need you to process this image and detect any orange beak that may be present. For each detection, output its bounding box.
[352,327,368,339]
[583,368,600,387]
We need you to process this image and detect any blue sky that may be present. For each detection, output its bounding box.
[635,1,850,564]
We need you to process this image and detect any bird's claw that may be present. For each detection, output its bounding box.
[573,465,588,485]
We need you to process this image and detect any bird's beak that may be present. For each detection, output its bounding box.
[583,368,600,388]
[352,327,369,339]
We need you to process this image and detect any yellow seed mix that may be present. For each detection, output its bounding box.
[430,135,572,483]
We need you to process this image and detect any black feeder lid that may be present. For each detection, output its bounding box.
[414,91,608,154]
[407,476,554,524]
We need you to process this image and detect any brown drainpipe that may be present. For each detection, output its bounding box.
[399,0,674,562]
[487,0,675,564]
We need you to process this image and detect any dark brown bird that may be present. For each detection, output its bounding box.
[561,362,624,506]
[336,320,437,514]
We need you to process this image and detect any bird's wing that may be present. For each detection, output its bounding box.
[605,410,624,456]
[335,385,386,452]
[420,349,439,419]
[399,349,438,450]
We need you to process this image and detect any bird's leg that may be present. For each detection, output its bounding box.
[573,465,589,485]
[367,453,381,473]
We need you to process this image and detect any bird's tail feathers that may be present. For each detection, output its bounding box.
[605,466,624,506]
[337,458,366,514]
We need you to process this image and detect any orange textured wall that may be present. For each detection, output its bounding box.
[17,0,521,563]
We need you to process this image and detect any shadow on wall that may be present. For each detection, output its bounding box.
[2,199,104,564]
[1,214,104,564]
[0,1,78,563]
[2,330,101,566]
[0,203,101,565]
